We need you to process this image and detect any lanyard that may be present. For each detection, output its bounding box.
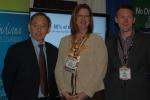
[71,36,88,57]
[118,37,133,65]
[70,36,88,95]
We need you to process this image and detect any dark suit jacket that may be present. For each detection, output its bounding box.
[2,38,59,100]
[104,32,150,100]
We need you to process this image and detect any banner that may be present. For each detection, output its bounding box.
[0,11,29,100]
[0,0,29,12]
[134,0,150,34]
[0,0,29,99]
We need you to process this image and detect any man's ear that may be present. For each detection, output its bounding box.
[47,27,51,33]
[115,16,118,24]
[133,17,136,24]
[28,24,31,33]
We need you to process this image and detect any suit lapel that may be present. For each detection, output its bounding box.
[127,33,140,66]
[114,34,141,67]
[45,43,52,79]
[113,36,122,67]
[26,39,39,71]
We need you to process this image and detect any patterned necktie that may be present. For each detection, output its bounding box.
[39,44,48,96]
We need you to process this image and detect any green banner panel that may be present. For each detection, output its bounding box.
[134,0,150,33]
[0,0,29,12]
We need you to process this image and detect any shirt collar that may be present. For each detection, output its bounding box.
[119,30,135,41]
[31,37,45,48]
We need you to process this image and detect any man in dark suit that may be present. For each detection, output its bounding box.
[104,4,150,100]
[2,12,59,100]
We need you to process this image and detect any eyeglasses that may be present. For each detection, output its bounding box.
[31,24,48,29]
[77,14,90,18]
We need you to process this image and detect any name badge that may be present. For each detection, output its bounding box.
[119,65,131,80]
[65,56,79,73]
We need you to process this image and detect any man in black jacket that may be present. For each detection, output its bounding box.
[2,12,59,100]
[105,4,150,100]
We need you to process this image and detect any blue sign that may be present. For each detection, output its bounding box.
[0,11,29,100]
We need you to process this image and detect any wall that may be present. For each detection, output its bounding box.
[77,0,106,13]
[30,0,106,13]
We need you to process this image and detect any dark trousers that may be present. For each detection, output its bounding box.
[38,96,60,100]
[90,90,104,100]
[38,96,54,100]
[60,90,105,100]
